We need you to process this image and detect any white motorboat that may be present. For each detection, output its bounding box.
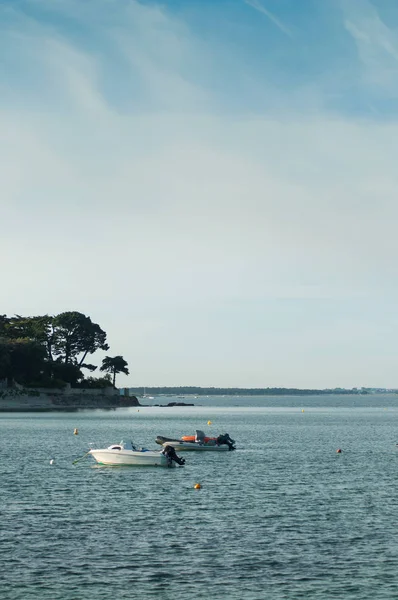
[89,440,185,467]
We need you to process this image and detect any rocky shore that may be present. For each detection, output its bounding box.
[0,389,198,412]
[0,391,141,412]
[155,402,194,407]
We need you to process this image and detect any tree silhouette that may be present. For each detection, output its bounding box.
[53,312,109,366]
[100,355,129,387]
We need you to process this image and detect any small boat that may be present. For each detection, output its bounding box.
[155,431,236,452]
[89,440,185,467]
[182,434,215,443]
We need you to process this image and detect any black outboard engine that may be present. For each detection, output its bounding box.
[216,433,236,451]
[162,445,186,467]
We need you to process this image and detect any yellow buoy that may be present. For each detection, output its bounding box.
[74,428,78,435]
[207,420,212,425]
[194,483,201,489]
[301,409,305,413]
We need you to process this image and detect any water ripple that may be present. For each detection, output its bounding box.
[2,406,398,598]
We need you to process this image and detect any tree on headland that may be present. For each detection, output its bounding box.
[52,311,109,367]
[4,312,109,372]
[0,312,122,390]
[0,339,47,386]
[0,314,8,336]
[5,315,55,360]
[100,356,129,388]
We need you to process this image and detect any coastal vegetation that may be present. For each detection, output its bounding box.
[0,312,129,390]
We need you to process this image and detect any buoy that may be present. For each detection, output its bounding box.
[207,420,212,425]
[301,409,305,413]
[50,459,55,465]
[336,448,342,454]
[74,428,78,435]
[194,483,201,489]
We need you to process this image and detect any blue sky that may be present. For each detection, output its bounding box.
[1,0,398,388]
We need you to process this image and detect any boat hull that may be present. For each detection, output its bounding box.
[89,449,173,466]
[161,441,229,452]
[156,435,181,446]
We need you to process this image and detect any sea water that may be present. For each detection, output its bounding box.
[1,394,398,599]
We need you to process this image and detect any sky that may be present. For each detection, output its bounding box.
[1,0,398,389]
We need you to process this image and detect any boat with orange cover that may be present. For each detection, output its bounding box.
[181,434,215,443]
[155,431,236,451]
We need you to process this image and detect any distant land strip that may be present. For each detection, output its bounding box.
[129,387,395,396]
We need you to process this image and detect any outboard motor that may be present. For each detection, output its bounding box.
[216,433,236,451]
[162,445,186,467]
[195,430,206,444]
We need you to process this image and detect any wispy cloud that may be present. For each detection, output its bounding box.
[342,0,398,93]
[1,0,398,386]
[244,0,292,37]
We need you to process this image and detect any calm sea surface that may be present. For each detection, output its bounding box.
[2,394,398,599]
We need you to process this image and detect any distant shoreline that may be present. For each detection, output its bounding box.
[131,387,395,396]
